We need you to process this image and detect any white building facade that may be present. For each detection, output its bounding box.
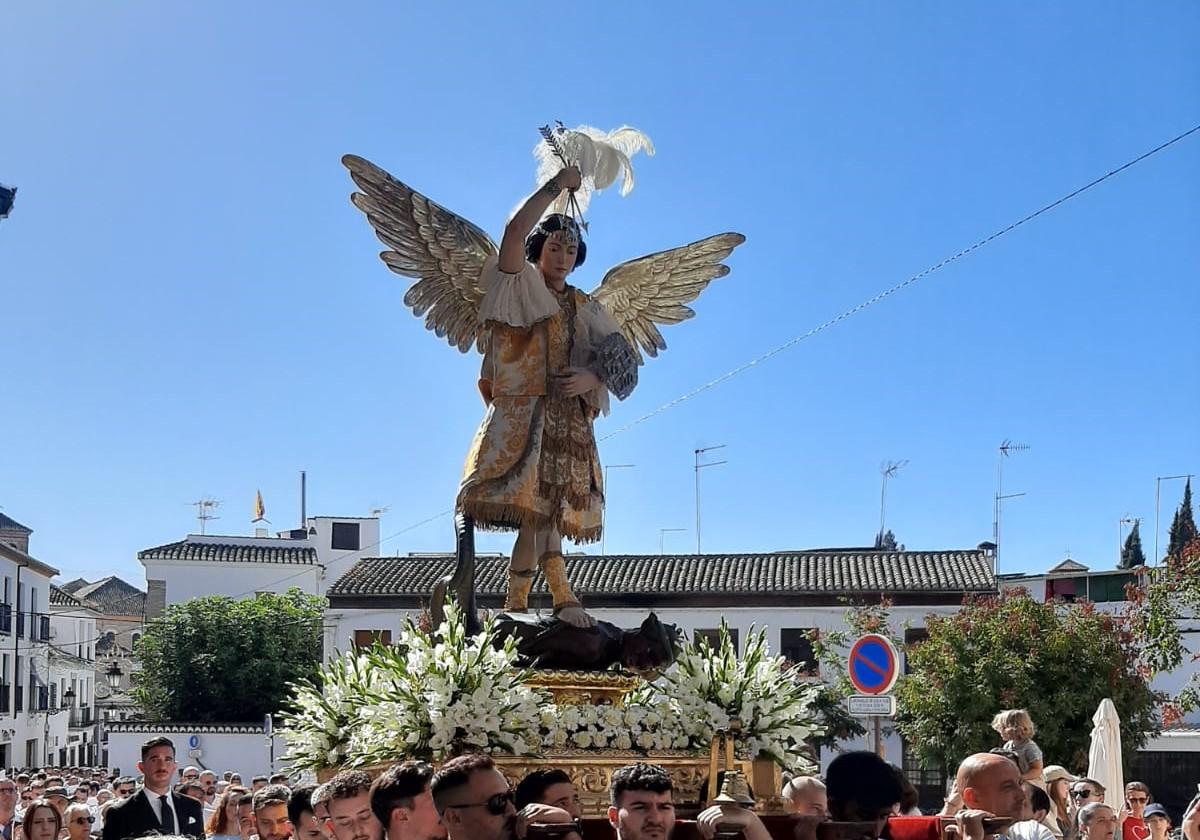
[139,516,381,618]
[49,585,101,766]
[0,516,63,769]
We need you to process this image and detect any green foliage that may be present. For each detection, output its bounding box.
[1166,479,1197,561]
[1127,537,1200,719]
[132,588,325,722]
[874,530,899,551]
[894,591,1159,774]
[1119,521,1147,570]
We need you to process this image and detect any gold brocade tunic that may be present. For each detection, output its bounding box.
[456,282,604,543]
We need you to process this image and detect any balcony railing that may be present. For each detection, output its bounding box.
[37,615,50,642]
[70,707,93,728]
[0,604,10,635]
[0,685,8,714]
[14,685,23,713]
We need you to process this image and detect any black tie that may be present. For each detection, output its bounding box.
[159,795,175,834]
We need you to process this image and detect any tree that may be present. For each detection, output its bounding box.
[1166,479,1197,561]
[132,588,325,722]
[1127,536,1200,719]
[1119,521,1146,570]
[874,530,899,551]
[894,591,1159,775]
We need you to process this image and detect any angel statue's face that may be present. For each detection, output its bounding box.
[538,230,578,287]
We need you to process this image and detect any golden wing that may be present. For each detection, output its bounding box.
[590,233,746,362]
[343,154,496,353]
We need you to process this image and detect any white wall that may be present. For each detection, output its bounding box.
[308,518,382,589]
[141,516,379,608]
[0,557,58,769]
[144,559,322,607]
[50,607,98,661]
[106,725,288,778]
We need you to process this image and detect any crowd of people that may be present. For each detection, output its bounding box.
[3,708,1198,840]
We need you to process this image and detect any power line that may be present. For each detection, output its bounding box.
[601,122,1200,442]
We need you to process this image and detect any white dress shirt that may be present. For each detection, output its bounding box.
[144,790,178,832]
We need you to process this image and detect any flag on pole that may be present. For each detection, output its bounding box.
[253,490,267,523]
[0,184,15,220]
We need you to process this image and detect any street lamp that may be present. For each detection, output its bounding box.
[105,661,123,690]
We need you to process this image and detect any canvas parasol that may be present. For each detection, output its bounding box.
[1087,697,1125,811]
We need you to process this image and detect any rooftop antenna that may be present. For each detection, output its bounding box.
[601,464,636,556]
[1119,515,1139,566]
[190,498,221,535]
[300,470,307,528]
[878,459,909,545]
[694,445,728,554]
[1154,474,1193,564]
[993,440,1030,572]
[369,505,390,518]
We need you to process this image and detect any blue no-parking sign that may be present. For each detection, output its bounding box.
[847,634,899,695]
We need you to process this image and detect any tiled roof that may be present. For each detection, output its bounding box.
[49,585,87,608]
[137,540,316,565]
[328,550,996,601]
[70,577,146,616]
[61,578,89,594]
[0,513,31,532]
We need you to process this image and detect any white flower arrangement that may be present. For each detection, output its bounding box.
[661,621,822,771]
[281,613,824,772]
[280,604,544,770]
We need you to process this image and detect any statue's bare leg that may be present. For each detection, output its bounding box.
[538,526,596,628]
[504,524,537,612]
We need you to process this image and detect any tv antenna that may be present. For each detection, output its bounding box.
[694,445,728,554]
[190,498,221,535]
[878,460,909,544]
[369,505,390,518]
[993,440,1030,569]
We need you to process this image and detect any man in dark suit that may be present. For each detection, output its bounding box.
[101,737,205,840]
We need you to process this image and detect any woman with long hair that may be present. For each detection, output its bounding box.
[206,786,248,839]
[22,800,62,840]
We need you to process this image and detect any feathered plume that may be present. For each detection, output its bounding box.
[534,124,655,218]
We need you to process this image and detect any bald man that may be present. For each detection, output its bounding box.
[957,753,1026,820]
[782,777,828,819]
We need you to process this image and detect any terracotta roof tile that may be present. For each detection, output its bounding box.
[328,550,995,599]
[137,541,316,565]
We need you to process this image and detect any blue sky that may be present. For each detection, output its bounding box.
[2,3,1197,586]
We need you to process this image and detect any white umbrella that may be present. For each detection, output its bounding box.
[1087,698,1125,811]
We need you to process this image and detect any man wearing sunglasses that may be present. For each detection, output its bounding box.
[431,755,577,840]
[111,780,136,801]
[323,771,383,840]
[1120,783,1151,840]
[0,777,18,840]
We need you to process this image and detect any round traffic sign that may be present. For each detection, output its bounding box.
[847,634,899,695]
